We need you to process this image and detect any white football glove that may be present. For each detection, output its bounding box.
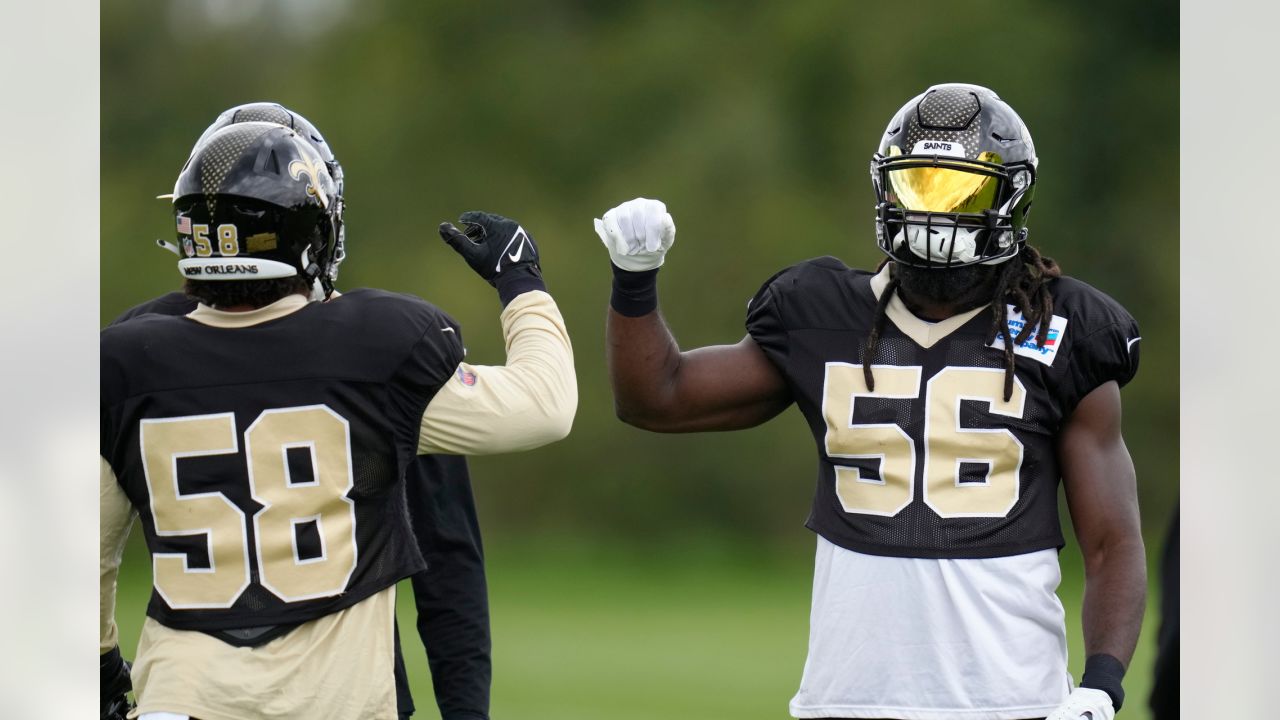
[1045,688,1115,720]
[594,197,676,272]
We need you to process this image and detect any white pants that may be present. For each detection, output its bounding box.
[790,536,1072,720]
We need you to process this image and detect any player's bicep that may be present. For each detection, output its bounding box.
[418,361,574,455]
[653,335,791,432]
[1059,381,1140,553]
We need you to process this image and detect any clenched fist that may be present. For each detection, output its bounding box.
[594,198,676,272]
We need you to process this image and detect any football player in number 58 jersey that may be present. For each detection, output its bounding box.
[100,122,577,720]
[597,84,1143,720]
[106,102,500,720]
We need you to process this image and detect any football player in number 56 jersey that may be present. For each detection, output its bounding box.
[100,122,576,720]
[597,84,1143,720]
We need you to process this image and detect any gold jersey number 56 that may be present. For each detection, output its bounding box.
[822,364,1026,519]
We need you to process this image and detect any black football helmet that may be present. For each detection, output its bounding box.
[170,122,340,292]
[870,83,1037,268]
[195,102,347,283]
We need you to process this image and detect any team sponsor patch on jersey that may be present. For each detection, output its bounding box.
[987,306,1067,366]
[911,139,966,158]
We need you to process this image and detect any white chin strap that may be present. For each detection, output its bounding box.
[177,257,298,281]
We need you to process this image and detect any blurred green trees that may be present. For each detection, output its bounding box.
[102,0,1177,547]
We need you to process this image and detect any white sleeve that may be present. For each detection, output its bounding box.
[418,290,577,455]
[101,457,136,653]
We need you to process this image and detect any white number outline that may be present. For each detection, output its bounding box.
[245,405,358,603]
[217,223,239,256]
[821,363,919,517]
[140,405,358,609]
[822,363,1028,520]
[192,224,212,257]
[922,367,1026,519]
[140,412,250,610]
[290,514,329,566]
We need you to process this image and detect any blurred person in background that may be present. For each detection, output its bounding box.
[596,83,1144,720]
[104,103,497,720]
[100,120,576,719]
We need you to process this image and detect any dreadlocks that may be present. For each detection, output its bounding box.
[862,244,1062,402]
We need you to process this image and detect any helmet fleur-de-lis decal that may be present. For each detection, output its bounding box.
[289,153,330,208]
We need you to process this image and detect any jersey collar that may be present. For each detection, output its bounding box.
[869,264,990,349]
[187,293,309,328]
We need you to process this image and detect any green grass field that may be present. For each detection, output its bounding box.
[114,533,1161,719]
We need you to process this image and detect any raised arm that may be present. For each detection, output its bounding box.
[418,212,577,456]
[1049,379,1146,719]
[598,198,791,433]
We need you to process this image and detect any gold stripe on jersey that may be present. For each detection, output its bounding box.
[101,458,137,653]
[130,586,398,720]
[870,264,989,348]
[419,290,577,455]
[186,293,309,328]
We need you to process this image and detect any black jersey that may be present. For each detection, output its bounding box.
[101,289,464,631]
[110,291,195,323]
[112,293,493,716]
[746,257,1139,559]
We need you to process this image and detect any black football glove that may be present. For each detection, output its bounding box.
[439,211,546,306]
[101,646,134,720]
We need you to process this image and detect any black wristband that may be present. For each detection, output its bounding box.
[610,264,660,317]
[494,266,546,307]
[1081,653,1126,710]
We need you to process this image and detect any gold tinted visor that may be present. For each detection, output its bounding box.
[883,149,1005,214]
[887,164,1000,213]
